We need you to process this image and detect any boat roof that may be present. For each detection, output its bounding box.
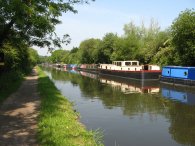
[163,66,195,69]
[113,60,139,62]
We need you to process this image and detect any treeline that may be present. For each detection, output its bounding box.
[46,9,195,67]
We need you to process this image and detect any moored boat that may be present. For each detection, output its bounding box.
[64,64,78,70]
[160,66,195,86]
[99,61,161,80]
[77,64,99,74]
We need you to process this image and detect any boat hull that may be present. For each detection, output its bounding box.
[99,69,161,80]
[160,76,195,87]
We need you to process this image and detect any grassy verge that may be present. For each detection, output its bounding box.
[37,66,103,146]
[0,71,23,103]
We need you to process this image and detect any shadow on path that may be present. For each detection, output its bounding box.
[0,68,40,146]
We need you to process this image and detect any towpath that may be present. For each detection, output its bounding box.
[0,68,40,146]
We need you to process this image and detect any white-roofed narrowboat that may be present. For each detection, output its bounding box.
[99,61,161,80]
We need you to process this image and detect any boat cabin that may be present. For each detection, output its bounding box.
[99,61,160,71]
[162,66,195,80]
[112,61,139,66]
[143,64,160,71]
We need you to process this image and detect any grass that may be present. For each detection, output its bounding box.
[37,66,103,146]
[0,70,23,103]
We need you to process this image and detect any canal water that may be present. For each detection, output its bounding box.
[43,67,195,146]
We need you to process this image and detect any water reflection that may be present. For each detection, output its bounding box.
[99,74,160,94]
[161,84,195,105]
[43,67,195,146]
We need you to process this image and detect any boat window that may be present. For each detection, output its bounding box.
[132,62,138,65]
[149,66,152,70]
[117,62,121,66]
[121,68,122,70]
[125,62,131,66]
[135,68,136,71]
[128,68,130,70]
[184,71,188,76]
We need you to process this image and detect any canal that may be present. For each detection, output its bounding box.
[43,67,195,146]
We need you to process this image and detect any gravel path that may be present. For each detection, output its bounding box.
[0,68,40,146]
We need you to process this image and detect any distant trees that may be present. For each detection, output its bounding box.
[46,21,170,65]
[47,9,194,67]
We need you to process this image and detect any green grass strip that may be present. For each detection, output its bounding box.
[0,71,23,103]
[37,66,103,146]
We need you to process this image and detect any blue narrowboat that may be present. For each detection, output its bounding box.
[160,66,195,86]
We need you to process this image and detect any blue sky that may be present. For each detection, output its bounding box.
[36,0,194,56]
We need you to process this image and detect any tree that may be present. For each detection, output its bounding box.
[50,49,68,63]
[100,33,118,63]
[2,44,39,73]
[171,9,195,66]
[0,0,94,50]
[28,48,39,66]
[63,47,79,64]
[78,38,101,63]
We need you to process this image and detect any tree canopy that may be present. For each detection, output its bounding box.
[0,0,94,50]
[171,9,195,66]
[0,0,94,74]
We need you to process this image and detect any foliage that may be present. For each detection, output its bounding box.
[171,9,195,66]
[66,47,80,64]
[0,71,23,103]
[1,45,39,73]
[0,0,94,50]
[28,48,40,66]
[50,49,69,63]
[100,33,118,63]
[37,66,103,146]
[78,38,102,63]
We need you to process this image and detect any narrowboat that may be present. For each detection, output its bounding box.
[77,64,99,74]
[160,66,195,86]
[64,64,78,70]
[99,61,161,80]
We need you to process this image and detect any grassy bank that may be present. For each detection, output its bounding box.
[37,66,103,146]
[0,71,23,103]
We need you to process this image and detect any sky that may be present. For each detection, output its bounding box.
[35,0,195,56]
